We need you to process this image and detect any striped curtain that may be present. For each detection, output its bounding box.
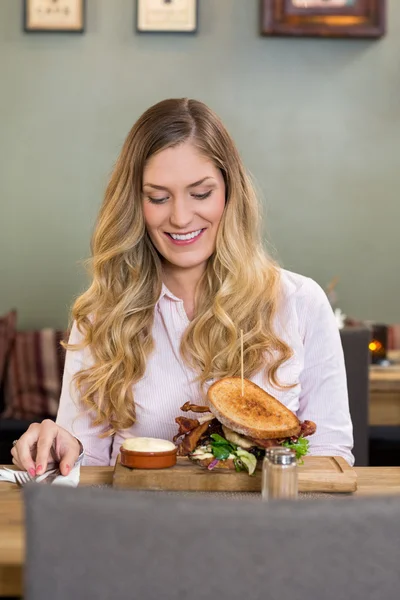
[0,311,16,382]
[2,329,67,420]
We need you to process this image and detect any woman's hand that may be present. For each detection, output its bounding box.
[11,419,81,477]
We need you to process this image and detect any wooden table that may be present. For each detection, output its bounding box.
[1,465,400,598]
[369,353,400,426]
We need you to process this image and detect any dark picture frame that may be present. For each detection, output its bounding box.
[260,0,386,38]
[24,0,85,33]
[136,0,198,34]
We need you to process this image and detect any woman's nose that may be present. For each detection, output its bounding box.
[169,198,193,229]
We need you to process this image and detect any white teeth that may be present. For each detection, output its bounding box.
[170,229,202,241]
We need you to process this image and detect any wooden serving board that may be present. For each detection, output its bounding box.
[113,455,357,493]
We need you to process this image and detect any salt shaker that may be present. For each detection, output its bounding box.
[262,447,298,500]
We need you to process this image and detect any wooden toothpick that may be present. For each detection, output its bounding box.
[241,329,244,397]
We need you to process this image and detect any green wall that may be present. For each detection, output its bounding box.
[1,0,399,329]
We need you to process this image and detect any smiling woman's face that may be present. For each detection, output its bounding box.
[142,141,226,273]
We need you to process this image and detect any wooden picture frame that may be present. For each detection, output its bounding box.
[24,0,85,33]
[136,0,198,34]
[260,0,386,38]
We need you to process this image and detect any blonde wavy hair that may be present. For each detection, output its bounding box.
[68,98,293,435]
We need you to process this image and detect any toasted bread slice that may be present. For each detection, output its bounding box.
[207,377,301,439]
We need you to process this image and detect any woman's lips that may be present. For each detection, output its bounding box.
[164,228,205,246]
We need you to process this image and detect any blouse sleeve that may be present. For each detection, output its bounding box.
[296,278,354,465]
[56,321,113,466]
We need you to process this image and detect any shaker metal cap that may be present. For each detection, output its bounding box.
[269,447,296,465]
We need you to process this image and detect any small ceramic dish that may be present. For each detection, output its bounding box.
[120,446,177,469]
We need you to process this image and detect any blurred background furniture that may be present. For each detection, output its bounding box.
[0,319,65,465]
[369,351,400,466]
[339,327,370,466]
[369,358,400,426]
[24,484,400,600]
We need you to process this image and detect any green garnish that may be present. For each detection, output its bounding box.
[282,436,310,463]
[234,458,244,472]
[210,433,229,445]
[236,448,257,475]
[210,434,237,451]
[210,434,233,460]
[211,445,231,460]
[208,433,257,475]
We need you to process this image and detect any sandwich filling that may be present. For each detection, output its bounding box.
[174,401,316,476]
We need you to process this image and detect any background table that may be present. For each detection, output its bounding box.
[369,352,400,426]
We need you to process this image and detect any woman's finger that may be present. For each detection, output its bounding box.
[59,442,80,476]
[14,426,40,475]
[10,448,22,470]
[34,420,59,474]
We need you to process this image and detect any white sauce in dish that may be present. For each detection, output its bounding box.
[122,437,176,452]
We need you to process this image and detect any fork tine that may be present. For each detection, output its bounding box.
[26,470,34,482]
[14,471,33,487]
[14,472,25,487]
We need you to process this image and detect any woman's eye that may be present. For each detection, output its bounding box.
[146,190,213,203]
[147,196,169,204]
[192,190,213,200]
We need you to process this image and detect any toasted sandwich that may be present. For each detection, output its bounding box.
[174,377,316,475]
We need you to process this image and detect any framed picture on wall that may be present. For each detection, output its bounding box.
[24,0,85,33]
[260,0,386,38]
[136,0,198,33]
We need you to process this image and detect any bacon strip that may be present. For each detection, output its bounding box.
[248,420,316,448]
[177,420,216,456]
[173,417,200,443]
[300,420,317,437]
[248,437,282,449]
[180,402,211,413]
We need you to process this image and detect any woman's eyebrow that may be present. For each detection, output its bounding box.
[187,176,216,188]
[142,176,216,191]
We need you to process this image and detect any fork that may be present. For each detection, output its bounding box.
[14,470,34,487]
[12,467,61,487]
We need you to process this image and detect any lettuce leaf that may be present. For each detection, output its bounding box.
[210,433,229,445]
[282,436,309,462]
[211,445,231,460]
[208,434,258,474]
[236,448,257,475]
[234,458,245,472]
[210,434,237,451]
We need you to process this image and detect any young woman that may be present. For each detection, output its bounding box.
[11,98,354,476]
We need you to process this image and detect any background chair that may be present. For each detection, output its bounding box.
[340,327,370,466]
[24,485,400,600]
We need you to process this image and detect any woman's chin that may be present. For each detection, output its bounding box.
[162,254,211,271]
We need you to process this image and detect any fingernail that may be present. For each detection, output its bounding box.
[65,465,70,475]
[29,468,36,477]
[36,465,43,474]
